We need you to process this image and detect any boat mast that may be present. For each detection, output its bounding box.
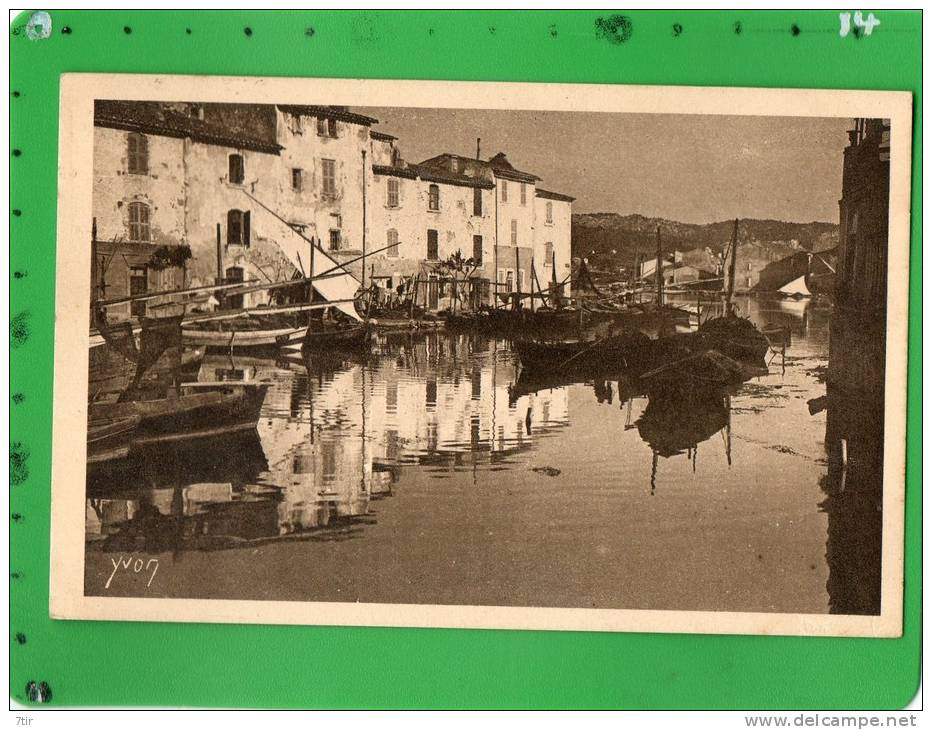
[655,226,663,308]
[724,218,739,316]
[361,149,367,292]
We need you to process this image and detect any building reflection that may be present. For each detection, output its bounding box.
[818,308,885,616]
[820,382,883,615]
[817,117,890,616]
[86,332,571,552]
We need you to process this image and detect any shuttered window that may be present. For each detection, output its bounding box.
[127,202,150,242]
[387,178,400,207]
[227,209,251,246]
[228,154,245,184]
[322,159,336,196]
[127,133,148,175]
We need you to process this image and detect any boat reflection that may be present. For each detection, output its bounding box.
[86,332,572,551]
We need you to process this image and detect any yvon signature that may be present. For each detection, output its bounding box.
[105,555,160,589]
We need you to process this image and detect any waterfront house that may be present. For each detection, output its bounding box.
[91,102,575,318]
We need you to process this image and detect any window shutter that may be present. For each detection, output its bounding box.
[243,211,251,247]
[227,210,238,245]
[138,134,148,173]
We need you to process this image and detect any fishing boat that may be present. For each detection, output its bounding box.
[514,331,653,374]
[88,381,270,448]
[182,321,308,349]
[692,315,770,367]
[639,349,745,398]
[89,346,206,401]
[86,414,141,465]
[292,321,372,350]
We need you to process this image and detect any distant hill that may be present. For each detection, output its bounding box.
[573,213,839,272]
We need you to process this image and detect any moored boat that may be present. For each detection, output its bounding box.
[88,382,270,448]
[87,414,141,465]
[182,323,308,349]
[514,331,652,374]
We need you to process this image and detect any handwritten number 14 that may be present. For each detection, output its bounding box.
[839,12,880,37]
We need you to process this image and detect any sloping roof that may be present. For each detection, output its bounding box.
[372,164,418,180]
[94,100,283,154]
[536,188,575,203]
[370,131,397,142]
[486,152,540,183]
[418,152,540,184]
[276,105,378,126]
[372,163,494,190]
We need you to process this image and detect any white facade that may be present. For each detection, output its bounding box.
[91,102,574,314]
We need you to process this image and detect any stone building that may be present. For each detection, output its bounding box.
[835,118,890,309]
[827,118,891,397]
[91,101,574,319]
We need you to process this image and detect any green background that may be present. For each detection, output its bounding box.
[9,10,922,709]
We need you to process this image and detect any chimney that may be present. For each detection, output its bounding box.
[476,137,481,160]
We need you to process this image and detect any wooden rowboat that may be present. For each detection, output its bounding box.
[87,414,141,465]
[88,383,270,450]
[182,325,308,349]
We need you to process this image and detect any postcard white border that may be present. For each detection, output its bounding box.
[50,74,913,637]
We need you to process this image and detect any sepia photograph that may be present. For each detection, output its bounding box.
[49,75,911,636]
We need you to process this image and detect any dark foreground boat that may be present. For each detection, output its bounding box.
[87,415,141,465]
[515,314,770,379]
[639,349,745,399]
[513,331,652,374]
[87,382,270,467]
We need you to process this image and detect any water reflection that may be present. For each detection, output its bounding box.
[85,295,885,616]
[87,332,572,551]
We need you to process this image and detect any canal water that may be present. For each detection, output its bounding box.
[85,296,881,615]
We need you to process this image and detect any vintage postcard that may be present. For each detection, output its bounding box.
[50,74,911,636]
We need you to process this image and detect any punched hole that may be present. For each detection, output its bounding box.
[25,681,51,704]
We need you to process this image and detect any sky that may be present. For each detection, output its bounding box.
[359,106,851,225]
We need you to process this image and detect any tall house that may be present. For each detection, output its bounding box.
[369,150,573,306]
[534,189,575,295]
[93,101,292,312]
[836,118,890,310]
[274,105,379,272]
[368,152,495,301]
[487,152,539,297]
[828,117,891,397]
[91,102,574,317]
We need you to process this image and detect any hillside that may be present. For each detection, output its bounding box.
[573,213,838,272]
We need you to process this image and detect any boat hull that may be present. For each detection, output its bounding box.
[182,326,307,349]
[87,383,270,468]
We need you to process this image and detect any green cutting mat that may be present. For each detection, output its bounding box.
[9,9,921,709]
